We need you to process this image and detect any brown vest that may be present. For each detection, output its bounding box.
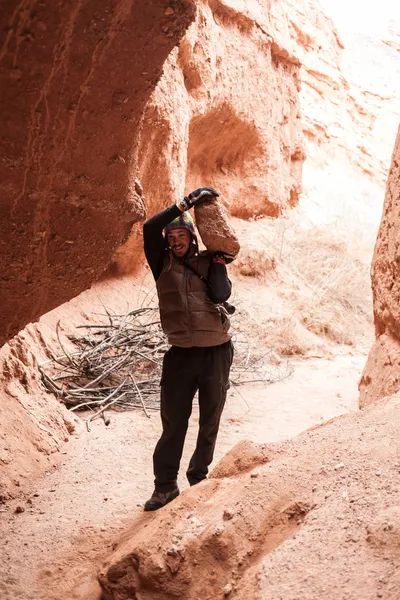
[156,250,231,348]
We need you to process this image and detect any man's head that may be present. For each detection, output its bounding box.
[165,212,195,258]
[167,228,191,258]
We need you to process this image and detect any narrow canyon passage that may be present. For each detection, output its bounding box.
[0,351,364,600]
[1,1,399,599]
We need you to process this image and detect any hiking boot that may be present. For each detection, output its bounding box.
[144,487,180,512]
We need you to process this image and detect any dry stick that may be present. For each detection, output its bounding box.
[38,366,64,396]
[135,377,160,386]
[101,410,111,426]
[86,391,128,431]
[104,306,114,328]
[81,354,127,389]
[231,382,250,413]
[68,386,114,394]
[39,353,81,369]
[129,373,150,419]
[66,395,107,403]
[131,348,162,366]
[70,399,108,411]
[56,320,76,367]
[75,324,116,329]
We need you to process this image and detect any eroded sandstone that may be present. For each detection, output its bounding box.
[138,0,305,220]
[99,397,400,600]
[0,0,196,346]
[360,126,400,407]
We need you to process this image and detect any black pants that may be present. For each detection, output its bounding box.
[153,340,234,492]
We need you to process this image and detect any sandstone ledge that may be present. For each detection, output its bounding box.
[99,398,400,600]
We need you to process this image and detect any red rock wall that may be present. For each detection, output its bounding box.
[359,127,400,407]
[118,0,400,273]
[0,0,196,346]
[138,0,305,220]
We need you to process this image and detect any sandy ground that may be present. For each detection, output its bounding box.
[0,350,365,600]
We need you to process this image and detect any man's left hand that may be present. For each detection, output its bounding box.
[185,187,219,208]
[213,251,236,265]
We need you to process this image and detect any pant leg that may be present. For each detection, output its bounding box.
[187,341,234,485]
[153,346,200,492]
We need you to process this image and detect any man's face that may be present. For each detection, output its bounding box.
[167,228,191,258]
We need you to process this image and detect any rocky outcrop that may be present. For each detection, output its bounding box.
[117,0,400,275]
[360,127,400,407]
[0,0,196,346]
[0,321,79,501]
[99,396,400,599]
[137,0,305,220]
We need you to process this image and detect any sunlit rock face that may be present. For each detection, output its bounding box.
[118,0,400,276]
[298,0,400,237]
[137,0,306,223]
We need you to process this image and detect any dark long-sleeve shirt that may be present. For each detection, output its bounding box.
[143,205,232,304]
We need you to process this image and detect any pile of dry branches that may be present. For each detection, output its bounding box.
[39,307,292,428]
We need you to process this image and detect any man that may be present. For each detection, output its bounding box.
[143,186,234,511]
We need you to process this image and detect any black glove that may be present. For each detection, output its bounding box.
[185,186,219,208]
[213,251,236,265]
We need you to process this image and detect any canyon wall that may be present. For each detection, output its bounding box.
[117,0,400,272]
[115,0,306,275]
[0,0,196,346]
[1,0,399,498]
[141,0,306,219]
[273,0,400,243]
[359,127,400,407]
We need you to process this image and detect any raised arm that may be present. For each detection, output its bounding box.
[143,187,220,280]
[143,204,181,280]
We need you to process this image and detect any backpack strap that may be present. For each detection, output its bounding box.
[183,259,209,285]
[183,259,236,315]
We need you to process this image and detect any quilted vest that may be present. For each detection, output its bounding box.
[156,250,231,348]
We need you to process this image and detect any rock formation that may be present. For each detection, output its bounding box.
[289,0,400,236]
[99,397,400,599]
[117,0,400,274]
[359,127,400,407]
[137,0,305,221]
[0,322,79,502]
[0,0,196,346]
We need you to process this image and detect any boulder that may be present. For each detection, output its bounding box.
[195,199,240,257]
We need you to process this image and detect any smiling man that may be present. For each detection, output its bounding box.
[142,186,235,511]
